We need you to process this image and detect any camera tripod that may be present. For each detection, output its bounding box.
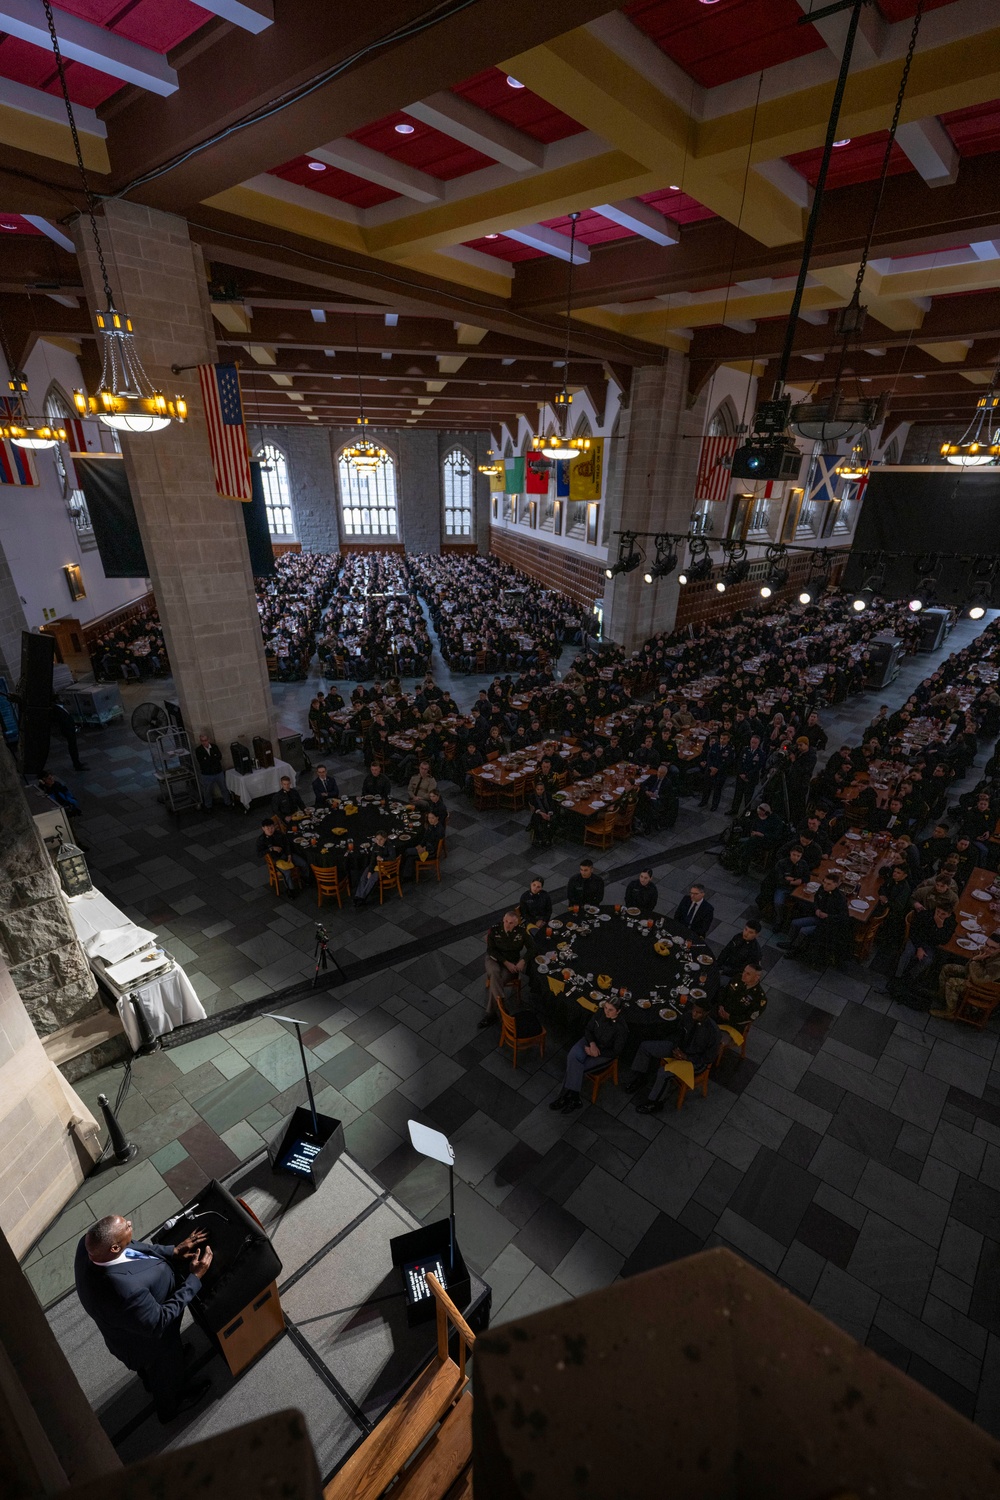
[313,923,347,987]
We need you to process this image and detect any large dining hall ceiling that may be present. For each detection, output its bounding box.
[1,0,999,432]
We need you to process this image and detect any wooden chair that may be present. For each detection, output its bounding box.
[716,1022,748,1062]
[500,780,527,811]
[473,778,500,811]
[312,863,348,909]
[497,997,546,1068]
[586,1057,618,1102]
[414,839,445,884]
[854,905,887,963]
[613,801,637,842]
[583,811,617,850]
[953,979,1000,1030]
[324,1273,474,1500]
[377,856,404,903]
[266,854,302,897]
[661,1057,711,1109]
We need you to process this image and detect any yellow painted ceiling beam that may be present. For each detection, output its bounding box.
[503,31,803,246]
[654,284,837,331]
[811,265,927,333]
[574,305,691,354]
[363,150,657,259]
[878,259,1000,300]
[918,341,973,364]
[0,102,108,172]
[696,30,1000,174]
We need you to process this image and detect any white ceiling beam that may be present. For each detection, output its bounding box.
[308,139,444,203]
[971,240,1000,260]
[192,0,273,34]
[0,75,106,136]
[799,310,829,326]
[435,243,515,279]
[0,0,177,95]
[753,158,814,211]
[504,224,590,263]
[592,198,678,246]
[403,92,544,172]
[895,118,960,187]
[22,215,74,253]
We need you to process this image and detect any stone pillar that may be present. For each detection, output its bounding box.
[603,357,708,653]
[74,201,274,749]
[0,544,28,684]
[397,430,443,553]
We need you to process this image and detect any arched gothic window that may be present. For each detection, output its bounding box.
[708,398,739,437]
[256,443,295,535]
[46,384,95,541]
[338,447,398,536]
[442,447,473,536]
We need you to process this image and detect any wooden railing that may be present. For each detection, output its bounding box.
[324,1274,475,1500]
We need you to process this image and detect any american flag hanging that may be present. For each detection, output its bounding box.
[695,435,739,501]
[0,439,38,485]
[197,362,252,502]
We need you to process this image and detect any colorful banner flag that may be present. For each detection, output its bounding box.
[504,455,525,494]
[487,469,505,493]
[197,362,253,502]
[568,437,603,501]
[525,454,549,493]
[807,453,842,505]
[556,459,570,497]
[0,439,38,486]
[695,435,739,501]
[65,417,106,454]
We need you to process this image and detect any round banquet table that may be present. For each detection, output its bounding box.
[288,795,422,869]
[532,905,720,1042]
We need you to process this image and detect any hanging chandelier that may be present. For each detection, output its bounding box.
[344,317,389,473]
[0,366,66,449]
[940,393,1000,467]
[40,0,184,436]
[531,213,582,461]
[834,443,870,481]
[478,451,503,476]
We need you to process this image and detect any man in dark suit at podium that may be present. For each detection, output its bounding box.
[75,1214,213,1422]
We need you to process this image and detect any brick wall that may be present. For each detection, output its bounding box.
[489,527,606,607]
[673,549,847,629]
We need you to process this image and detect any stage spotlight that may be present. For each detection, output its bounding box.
[760,584,773,598]
[606,533,642,578]
[908,598,923,613]
[798,589,812,605]
[852,595,868,612]
[715,580,726,593]
[970,605,987,620]
[645,537,678,583]
[679,540,713,585]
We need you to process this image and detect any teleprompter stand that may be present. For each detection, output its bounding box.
[389,1121,470,1327]
[264,1012,344,1190]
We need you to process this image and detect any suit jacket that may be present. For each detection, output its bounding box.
[312,773,340,806]
[674,896,714,937]
[74,1239,202,1370]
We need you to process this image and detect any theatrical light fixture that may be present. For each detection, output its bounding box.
[720,544,750,588]
[908,553,941,614]
[969,605,987,620]
[606,532,642,578]
[644,535,679,584]
[908,598,923,613]
[761,543,790,595]
[798,590,812,605]
[678,539,713,586]
[940,393,1000,467]
[531,214,583,460]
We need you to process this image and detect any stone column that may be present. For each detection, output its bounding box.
[0,543,28,684]
[602,357,708,652]
[74,201,273,749]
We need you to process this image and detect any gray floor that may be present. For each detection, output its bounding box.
[26,612,1000,1435]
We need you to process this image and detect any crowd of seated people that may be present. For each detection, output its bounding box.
[90,609,169,681]
[256,552,338,681]
[410,553,588,672]
[317,553,431,680]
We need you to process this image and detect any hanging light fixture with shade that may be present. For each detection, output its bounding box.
[834,443,870,481]
[531,214,583,462]
[940,391,1000,467]
[343,316,389,474]
[733,0,924,475]
[36,0,185,436]
[0,357,67,449]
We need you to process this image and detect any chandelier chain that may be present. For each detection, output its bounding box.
[41,0,115,308]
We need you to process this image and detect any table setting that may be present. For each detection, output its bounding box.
[289,795,421,868]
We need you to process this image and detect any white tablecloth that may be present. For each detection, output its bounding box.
[65,888,206,1050]
[226,757,295,810]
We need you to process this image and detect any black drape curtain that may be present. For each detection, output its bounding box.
[246,461,277,577]
[74,456,148,578]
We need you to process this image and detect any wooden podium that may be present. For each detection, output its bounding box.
[216,1269,285,1377]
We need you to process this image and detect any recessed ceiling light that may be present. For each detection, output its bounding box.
[394,122,415,135]
[0,223,16,230]
[308,161,326,171]
[833,138,852,147]
[485,233,499,240]
[506,76,525,89]
[669,185,681,192]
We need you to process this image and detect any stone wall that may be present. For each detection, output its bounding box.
[900,424,953,465]
[250,425,492,555]
[0,741,98,1036]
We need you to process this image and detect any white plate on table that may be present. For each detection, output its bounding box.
[659,1007,678,1021]
[972,889,994,902]
[849,898,869,911]
[626,906,640,916]
[962,918,982,931]
[585,904,601,916]
[696,954,714,966]
[844,832,862,841]
[804,881,820,893]
[957,937,982,951]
